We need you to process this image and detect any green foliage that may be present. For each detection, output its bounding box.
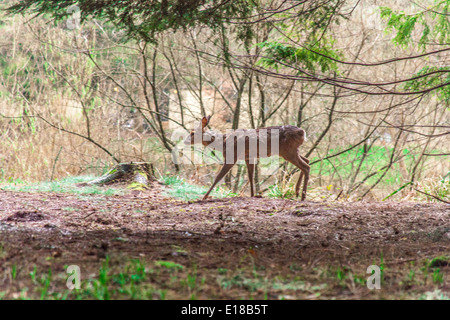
[258,39,341,74]
[404,66,450,102]
[379,7,420,48]
[380,1,450,49]
[267,183,284,198]
[253,1,344,75]
[432,268,444,284]
[267,183,295,199]
[380,1,450,101]
[6,0,257,43]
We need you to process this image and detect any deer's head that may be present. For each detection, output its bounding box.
[184,116,215,146]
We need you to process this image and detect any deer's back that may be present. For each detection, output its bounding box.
[222,125,306,160]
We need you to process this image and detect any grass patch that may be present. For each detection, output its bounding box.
[1,253,448,300]
[0,176,122,196]
[161,176,237,201]
[309,145,415,186]
[420,290,450,300]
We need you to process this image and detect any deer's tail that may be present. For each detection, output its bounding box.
[296,128,306,141]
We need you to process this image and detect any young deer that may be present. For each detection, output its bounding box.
[184,116,310,201]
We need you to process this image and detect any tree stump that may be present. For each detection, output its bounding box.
[80,162,155,190]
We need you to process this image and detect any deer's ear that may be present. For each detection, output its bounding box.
[201,116,211,128]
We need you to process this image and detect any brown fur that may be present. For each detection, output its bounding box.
[185,117,310,201]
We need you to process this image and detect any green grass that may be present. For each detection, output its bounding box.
[420,290,450,300]
[0,258,330,300]
[4,258,201,300]
[1,254,448,300]
[161,176,237,201]
[309,145,416,186]
[161,145,448,201]
[218,271,320,296]
[267,183,296,199]
[0,176,122,196]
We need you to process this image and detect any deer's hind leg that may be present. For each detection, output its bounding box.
[245,159,255,197]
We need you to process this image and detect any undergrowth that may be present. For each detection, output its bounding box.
[0,176,122,196]
[160,176,237,201]
[1,254,448,300]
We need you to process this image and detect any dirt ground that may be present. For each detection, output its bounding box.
[0,182,449,300]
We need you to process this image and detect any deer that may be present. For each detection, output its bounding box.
[184,116,310,201]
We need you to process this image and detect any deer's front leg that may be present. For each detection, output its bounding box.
[295,156,309,198]
[203,163,235,200]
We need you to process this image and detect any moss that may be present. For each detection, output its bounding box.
[429,256,450,268]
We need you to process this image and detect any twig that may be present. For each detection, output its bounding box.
[238,181,250,197]
[414,188,450,204]
[82,211,98,219]
[50,147,63,182]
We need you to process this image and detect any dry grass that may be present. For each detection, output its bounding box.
[0,3,448,201]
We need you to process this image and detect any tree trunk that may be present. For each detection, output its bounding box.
[80,162,155,189]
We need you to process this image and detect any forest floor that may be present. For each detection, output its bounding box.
[0,181,449,300]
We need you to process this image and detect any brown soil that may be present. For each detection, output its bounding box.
[0,183,449,299]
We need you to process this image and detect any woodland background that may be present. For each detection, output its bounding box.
[0,0,448,201]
